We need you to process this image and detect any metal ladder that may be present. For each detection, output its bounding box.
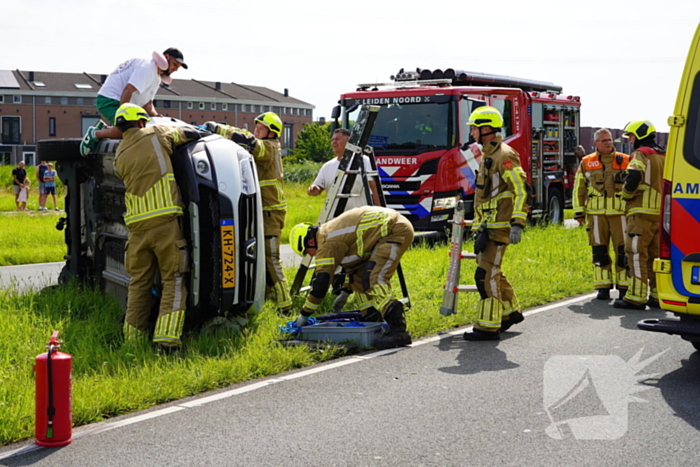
[290,105,410,307]
[439,200,478,316]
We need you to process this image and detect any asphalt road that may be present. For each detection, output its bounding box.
[2,294,699,466]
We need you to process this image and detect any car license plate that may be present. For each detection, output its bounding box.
[221,219,235,288]
[692,266,700,285]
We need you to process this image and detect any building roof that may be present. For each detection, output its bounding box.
[0,69,313,108]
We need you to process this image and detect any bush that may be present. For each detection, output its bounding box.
[283,160,323,184]
[287,123,332,163]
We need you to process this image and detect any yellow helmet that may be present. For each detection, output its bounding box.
[290,222,313,256]
[254,112,283,137]
[622,120,656,139]
[114,103,150,126]
[466,106,503,128]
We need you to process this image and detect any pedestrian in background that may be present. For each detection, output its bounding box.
[35,160,49,211]
[17,179,30,211]
[12,161,26,210]
[43,163,59,211]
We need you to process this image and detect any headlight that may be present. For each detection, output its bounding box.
[197,160,209,174]
[433,195,460,211]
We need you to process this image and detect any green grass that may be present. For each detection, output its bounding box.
[0,223,591,446]
[0,214,66,266]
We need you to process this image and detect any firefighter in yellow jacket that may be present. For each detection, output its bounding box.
[573,128,630,300]
[289,207,414,349]
[614,120,666,310]
[205,113,292,313]
[114,103,205,350]
[462,107,529,341]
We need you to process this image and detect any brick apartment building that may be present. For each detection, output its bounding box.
[0,69,314,165]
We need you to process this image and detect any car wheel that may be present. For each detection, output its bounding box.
[37,139,83,162]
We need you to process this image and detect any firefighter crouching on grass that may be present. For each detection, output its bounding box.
[572,128,630,300]
[290,207,414,349]
[462,106,528,341]
[613,120,666,310]
[204,114,292,314]
[114,103,206,351]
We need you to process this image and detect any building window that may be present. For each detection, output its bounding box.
[284,123,293,150]
[23,152,36,166]
[222,103,228,111]
[0,96,4,104]
[210,103,216,111]
[44,96,52,104]
[61,97,68,105]
[74,83,93,89]
[1,116,21,144]
[199,102,205,110]
[77,97,84,106]
[163,100,171,109]
[13,95,21,104]
[187,102,193,110]
[283,107,287,115]
[49,117,56,136]
[251,105,256,113]
[244,123,249,130]
[34,81,46,87]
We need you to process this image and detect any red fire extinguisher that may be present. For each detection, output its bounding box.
[34,331,72,447]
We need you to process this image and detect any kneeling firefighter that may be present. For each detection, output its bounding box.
[462,106,529,341]
[114,103,207,351]
[290,207,414,349]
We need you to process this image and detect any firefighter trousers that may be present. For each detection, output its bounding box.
[474,237,520,332]
[123,217,188,347]
[263,209,292,312]
[624,213,659,305]
[586,214,629,291]
[345,216,414,315]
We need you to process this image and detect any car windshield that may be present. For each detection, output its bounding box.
[346,101,453,150]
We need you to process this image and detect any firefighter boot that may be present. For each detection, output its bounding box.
[463,328,500,341]
[360,306,384,323]
[596,288,611,300]
[618,288,627,300]
[374,301,412,349]
[500,311,524,333]
[613,299,646,310]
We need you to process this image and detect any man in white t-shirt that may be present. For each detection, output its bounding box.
[79,47,188,157]
[307,128,380,211]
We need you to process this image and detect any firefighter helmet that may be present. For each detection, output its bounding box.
[466,106,503,128]
[290,222,313,256]
[254,112,283,137]
[622,120,656,140]
[114,103,150,126]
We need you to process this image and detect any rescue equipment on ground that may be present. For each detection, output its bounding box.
[34,331,72,447]
[440,201,478,316]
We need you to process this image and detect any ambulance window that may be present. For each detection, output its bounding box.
[490,97,513,138]
[684,72,700,169]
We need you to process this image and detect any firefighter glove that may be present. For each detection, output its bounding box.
[474,228,488,255]
[295,313,310,328]
[509,224,523,245]
[203,121,219,134]
[332,289,351,313]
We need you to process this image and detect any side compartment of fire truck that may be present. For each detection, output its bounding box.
[528,97,581,223]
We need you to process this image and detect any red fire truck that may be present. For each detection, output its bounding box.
[334,68,582,231]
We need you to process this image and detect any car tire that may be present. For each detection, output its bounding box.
[37,138,83,162]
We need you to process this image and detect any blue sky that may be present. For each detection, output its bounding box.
[2,0,698,132]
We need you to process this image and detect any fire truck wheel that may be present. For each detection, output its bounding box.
[37,139,83,163]
[547,188,564,224]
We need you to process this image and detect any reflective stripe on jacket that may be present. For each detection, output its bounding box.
[573,151,630,216]
[115,125,197,231]
[622,147,666,216]
[472,137,529,241]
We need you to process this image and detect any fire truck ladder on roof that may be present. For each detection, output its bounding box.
[290,104,410,308]
[439,200,478,316]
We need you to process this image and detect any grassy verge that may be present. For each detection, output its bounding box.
[0,215,66,266]
[0,223,590,446]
